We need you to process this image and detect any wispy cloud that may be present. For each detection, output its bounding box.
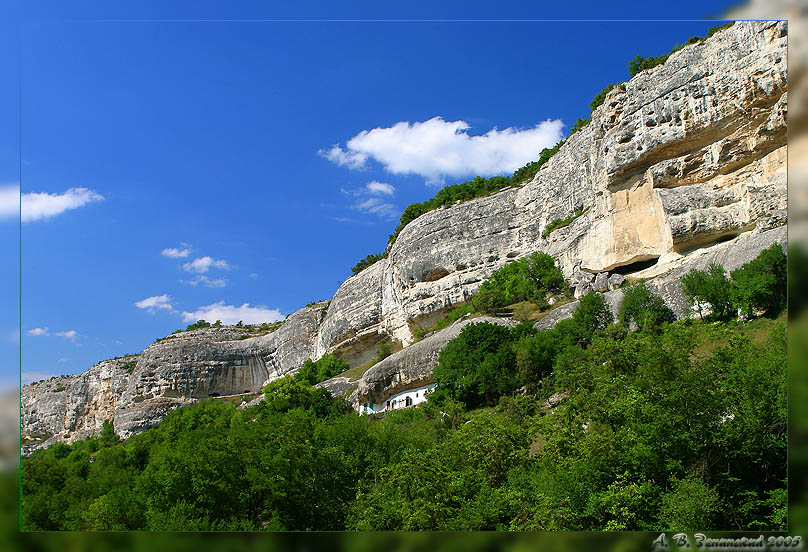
[134,294,174,313]
[341,181,396,197]
[322,116,564,185]
[161,246,191,259]
[55,330,78,342]
[352,197,397,220]
[366,181,395,196]
[182,256,230,274]
[27,327,49,336]
[0,185,104,222]
[181,302,283,325]
[318,145,368,170]
[338,181,397,221]
[181,275,227,288]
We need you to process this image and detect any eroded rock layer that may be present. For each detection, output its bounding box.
[21,21,787,449]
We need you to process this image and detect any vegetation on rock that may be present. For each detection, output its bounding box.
[351,252,387,275]
[412,252,566,340]
[680,245,785,321]
[542,207,588,239]
[295,353,350,386]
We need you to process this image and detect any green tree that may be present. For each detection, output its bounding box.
[658,475,722,531]
[295,353,349,385]
[263,376,344,417]
[619,281,674,331]
[730,244,786,318]
[514,329,560,391]
[564,291,614,348]
[431,322,519,408]
[681,263,734,320]
[98,419,118,448]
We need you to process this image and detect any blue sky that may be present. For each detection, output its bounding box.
[2,1,748,390]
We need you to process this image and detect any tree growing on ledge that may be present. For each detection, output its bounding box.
[350,252,386,275]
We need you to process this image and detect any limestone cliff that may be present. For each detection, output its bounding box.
[316,20,786,360]
[21,21,788,450]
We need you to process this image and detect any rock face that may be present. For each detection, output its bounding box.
[22,356,134,452]
[21,21,788,449]
[314,20,787,358]
[23,302,329,446]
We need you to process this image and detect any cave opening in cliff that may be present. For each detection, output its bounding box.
[609,256,660,275]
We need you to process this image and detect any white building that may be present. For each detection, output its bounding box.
[360,383,436,415]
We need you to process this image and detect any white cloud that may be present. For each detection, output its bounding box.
[9,330,19,342]
[1,186,105,222]
[161,247,190,259]
[352,197,397,221]
[55,330,78,342]
[181,302,283,325]
[318,144,368,169]
[366,181,395,196]
[27,327,49,336]
[134,294,174,312]
[57,357,67,363]
[182,256,230,274]
[323,116,565,184]
[248,273,259,279]
[181,275,227,288]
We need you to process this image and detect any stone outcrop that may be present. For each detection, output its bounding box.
[21,21,788,450]
[23,302,329,446]
[22,356,134,452]
[344,226,785,408]
[314,20,787,359]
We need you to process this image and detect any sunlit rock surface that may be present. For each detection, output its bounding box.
[21,22,788,450]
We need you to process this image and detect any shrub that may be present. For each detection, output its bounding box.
[388,142,565,245]
[730,244,786,318]
[351,252,386,275]
[122,361,137,375]
[510,141,566,186]
[590,83,617,112]
[473,252,565,313]
[568,118,590,135]
[658,475,722,531]
[295,354,350,385]
[560,291,614,348]
[619,281,674,331]
[627,23,734,78]
[373,342,392,363]
[185,320,211,331]
[542,207,588,239]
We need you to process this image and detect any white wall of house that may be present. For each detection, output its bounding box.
[359,383,436,415]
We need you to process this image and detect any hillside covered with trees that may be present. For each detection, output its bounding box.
[21,246,787,531]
